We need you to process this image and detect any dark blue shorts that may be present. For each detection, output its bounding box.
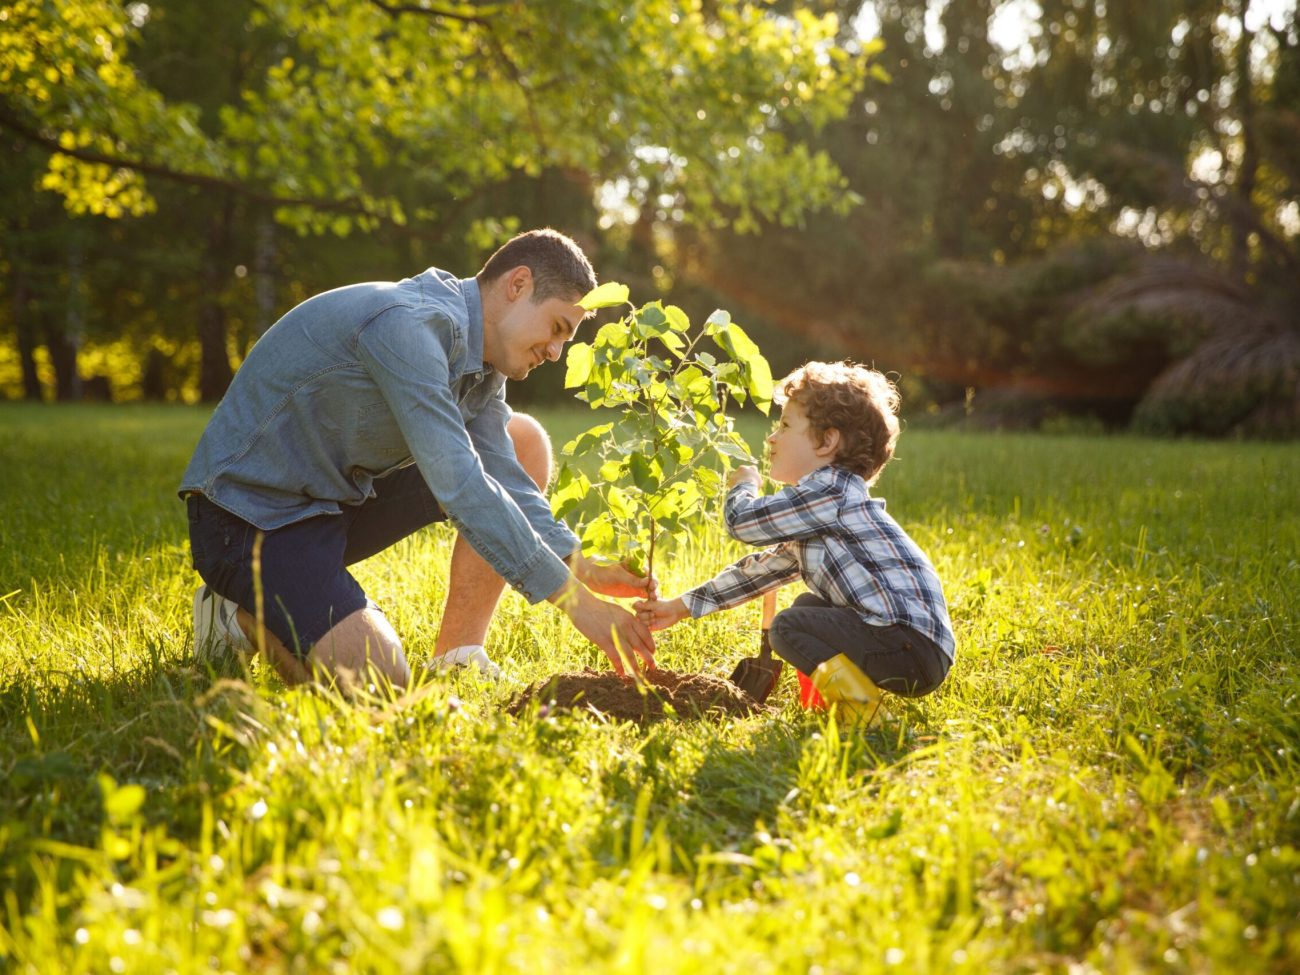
[187,464,445,658]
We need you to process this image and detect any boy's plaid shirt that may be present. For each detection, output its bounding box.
[682,465,956,660]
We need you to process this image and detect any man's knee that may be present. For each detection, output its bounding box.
[506,412,553,490]
[307,607,411,693]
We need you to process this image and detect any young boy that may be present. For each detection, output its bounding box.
[635,361,955,720]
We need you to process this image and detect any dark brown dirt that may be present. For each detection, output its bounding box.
[507,668,766,723]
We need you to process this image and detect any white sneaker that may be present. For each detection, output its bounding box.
[193,585,253,664]
[425,645,503,680]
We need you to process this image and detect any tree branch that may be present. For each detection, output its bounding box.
[0,103,483,244]
[367,0,498,25]
[478,25,550,159]
[0,104,379,217]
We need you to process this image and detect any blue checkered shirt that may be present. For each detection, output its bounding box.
[682,466,956,661]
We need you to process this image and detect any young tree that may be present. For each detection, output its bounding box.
[552,283,773,579]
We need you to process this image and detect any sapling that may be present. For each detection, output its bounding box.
[551,282,774,580]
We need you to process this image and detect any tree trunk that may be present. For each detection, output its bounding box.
[55,230,85,401]
[45,322,79,401]
[11,268,43,401]
[198,197,236,401]
[253,213,277,338]
[1231,7,1258,285]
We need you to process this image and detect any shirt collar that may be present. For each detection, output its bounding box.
[460,276,486,374]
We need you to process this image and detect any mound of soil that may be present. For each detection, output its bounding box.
[508,668,764,724]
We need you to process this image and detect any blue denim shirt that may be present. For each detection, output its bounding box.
[179,268,578,604]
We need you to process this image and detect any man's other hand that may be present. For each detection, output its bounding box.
[570,551,659,600]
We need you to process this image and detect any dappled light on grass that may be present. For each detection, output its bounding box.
[1,405,1298,971]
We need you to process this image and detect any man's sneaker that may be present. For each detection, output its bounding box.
[424,645,503,680]
[193,585,253,664]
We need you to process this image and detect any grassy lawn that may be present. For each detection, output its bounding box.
[1,402,1297,973]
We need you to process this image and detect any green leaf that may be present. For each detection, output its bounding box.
[629,453,661,492]
[564,342,594,389]
[659,331,686,356]
[636,303,668,335]
[580,514,617,557]
[664,305,691,332]
[704,309,732,335]
[551,468,592,519]
[746,353,775,415]
[593,321,629,352]
[605,485,636,520]
[561,422,613,457]
[712,321,759,363]
[651,486,684,520]
[715,437,755,462]
[695,466,724,496]
[579,281,630,311]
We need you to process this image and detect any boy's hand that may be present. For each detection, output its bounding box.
[633,597,691,631]
[728,465,762,490]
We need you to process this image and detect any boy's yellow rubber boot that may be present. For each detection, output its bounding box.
[810,654,888,726]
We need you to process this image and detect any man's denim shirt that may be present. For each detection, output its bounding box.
[179,268,578,604]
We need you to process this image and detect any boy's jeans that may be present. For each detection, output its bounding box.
[769,593,951,697]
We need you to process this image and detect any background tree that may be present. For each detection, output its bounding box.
[1,0,866,399]
[671,0,1298,434]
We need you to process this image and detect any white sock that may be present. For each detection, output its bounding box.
[427,645,502,679]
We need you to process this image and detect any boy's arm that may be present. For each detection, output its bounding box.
[680,544,802,618]
[723,475,843,546]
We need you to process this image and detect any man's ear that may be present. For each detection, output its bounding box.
[505,265,533,302]
[817,428,840,459]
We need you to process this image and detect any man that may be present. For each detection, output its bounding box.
[180,228,656,693]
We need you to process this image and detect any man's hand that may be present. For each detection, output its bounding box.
[633,596,691,632]
[728,464,762,490]
[569,550,659,600]
[551,582,657,676]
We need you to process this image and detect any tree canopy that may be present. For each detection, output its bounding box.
[2,0,1297,434]
[3,0,864,233]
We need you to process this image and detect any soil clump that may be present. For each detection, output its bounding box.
[508,667,765,723]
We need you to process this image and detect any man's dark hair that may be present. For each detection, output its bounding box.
[477,228,597,303]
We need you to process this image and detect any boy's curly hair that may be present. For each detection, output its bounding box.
[775,361,901,484]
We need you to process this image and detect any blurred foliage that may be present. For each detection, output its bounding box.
[681,0,1299,435]
[1,0,866,398]
[0,0,1296,435]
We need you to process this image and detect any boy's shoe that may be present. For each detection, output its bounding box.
[424,645,503,680]
[193,585,253,664]
[810,653,889,726]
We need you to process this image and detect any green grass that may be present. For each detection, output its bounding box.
[1,402,1297,973]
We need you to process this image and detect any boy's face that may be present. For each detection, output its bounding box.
[766,400,837,484]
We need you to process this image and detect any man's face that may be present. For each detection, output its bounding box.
[494,292,585,382]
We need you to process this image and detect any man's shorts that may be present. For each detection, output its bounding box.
[186,464,445,658]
